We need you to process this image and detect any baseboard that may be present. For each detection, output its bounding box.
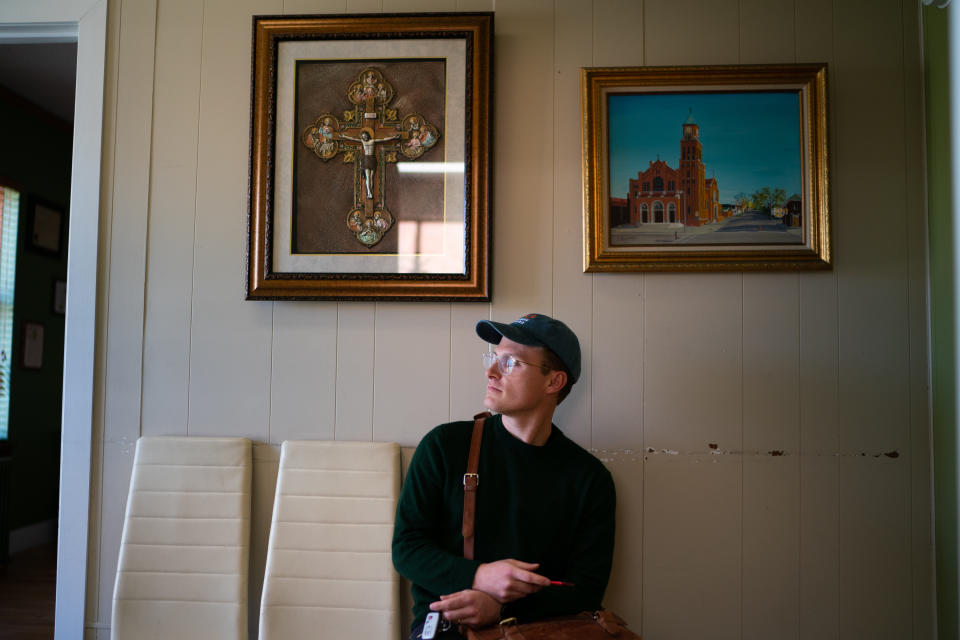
[9,518,56,554]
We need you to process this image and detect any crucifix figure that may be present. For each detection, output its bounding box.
[340,130,399,200]
[302,67,441,248]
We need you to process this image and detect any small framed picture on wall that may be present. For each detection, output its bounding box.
[52,279,66,315]
[28,196,65,257]
[22,321,44,369]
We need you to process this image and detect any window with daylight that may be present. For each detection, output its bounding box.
[0,186,19,440]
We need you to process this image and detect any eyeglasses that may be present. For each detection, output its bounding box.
[482,352,545,375]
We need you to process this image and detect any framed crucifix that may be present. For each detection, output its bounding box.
[248,13,493,301]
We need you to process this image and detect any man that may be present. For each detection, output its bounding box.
[392,313,616,639]
[340,129,399,199]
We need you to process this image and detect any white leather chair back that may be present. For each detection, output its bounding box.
[258,440,401,640]
[111,436,252,640]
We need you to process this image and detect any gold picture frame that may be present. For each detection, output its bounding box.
[248,13,493,300]
[581,63,830,272]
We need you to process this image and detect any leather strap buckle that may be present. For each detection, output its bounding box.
[463,472,479,489]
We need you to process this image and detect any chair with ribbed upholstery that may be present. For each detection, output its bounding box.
[258,440,401,640]
[111,436,252,640]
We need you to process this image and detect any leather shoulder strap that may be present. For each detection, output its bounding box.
[462,411,491,560]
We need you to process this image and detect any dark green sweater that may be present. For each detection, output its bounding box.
[392,414,616,628]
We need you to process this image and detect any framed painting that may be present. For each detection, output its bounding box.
[22,321,44,370]
[581,64,830,271]
[248,13,493,300]
[28,196,65,257]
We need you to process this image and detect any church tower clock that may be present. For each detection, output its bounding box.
[678,109,706,224]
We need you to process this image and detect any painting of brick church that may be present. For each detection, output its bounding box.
[607,91,804,247]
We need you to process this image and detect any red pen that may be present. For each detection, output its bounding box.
[549,580,575,587]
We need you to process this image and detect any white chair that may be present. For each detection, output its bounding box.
[258,440,401,639]
[112,436,252,640]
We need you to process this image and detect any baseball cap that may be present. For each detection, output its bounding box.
[476,313,581,383]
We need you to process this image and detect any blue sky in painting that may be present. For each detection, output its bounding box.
[607,91,802,203]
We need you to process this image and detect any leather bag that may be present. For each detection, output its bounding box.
[465,610,638,640]
[461,414,641,640]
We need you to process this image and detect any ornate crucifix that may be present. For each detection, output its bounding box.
[302,67,441,248]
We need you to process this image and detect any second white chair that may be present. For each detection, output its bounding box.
[258,440,402,639]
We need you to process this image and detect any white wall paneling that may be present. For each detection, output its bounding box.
[187,0,279,440]
[490,0,554,318]
[551,0,595,448]
[80,1,934,638]
[269,303,338,443]
[334,303,376,440]
[372,304,452,445]
[835,0,914,636]
[903,0,935,632]
[140,0,204,436]
[799,273,841,640]
[449,304,486,419]
[741,274,801,640]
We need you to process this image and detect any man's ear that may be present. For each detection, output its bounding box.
[545,369,567,395]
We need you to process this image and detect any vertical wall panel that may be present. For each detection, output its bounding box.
[489,0,555,318]
[456,0,493,10]
[603,458,644,625]
[740,0,795,63]
[345,0,382,11]
[450,305,485,420]
[592,275,645,449]
[643,272,742,450]
[799,273,840,640]
[86,0,123,624]
[96,0,157,626]
[588,0,647,446]
[643,458,742,639]
[95,440,136,625]
[642,271,742,640]
[593,0,645,67]
[742,275,801,640]
[795,0,834,64]
[269,303,338,443]
[638,5,744,639]
[335,303,376,440]
[383,0,455,10]
[100,0,154,448]
[551,0,595,448]
[795,1,840,637]
[141,0,203,436]
[644,0,739,66]
[282,0,346,13]
[901,1,935,636]
[372,304,452,445]
[834,0,912,636]
[188,0,278,439]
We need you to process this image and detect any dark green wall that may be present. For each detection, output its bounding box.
[923,6,958,640]
[0,89,72,533]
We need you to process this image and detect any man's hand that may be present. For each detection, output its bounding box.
[472,559,551,602]
[429,589,501,628]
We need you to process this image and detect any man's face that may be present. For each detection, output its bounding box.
[483,337,555,416]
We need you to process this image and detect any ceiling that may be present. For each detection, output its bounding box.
[0,42,77,123]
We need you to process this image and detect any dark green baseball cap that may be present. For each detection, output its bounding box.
[476,313,581,383]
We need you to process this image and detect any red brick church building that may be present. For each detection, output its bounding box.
[623,111,723,227]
